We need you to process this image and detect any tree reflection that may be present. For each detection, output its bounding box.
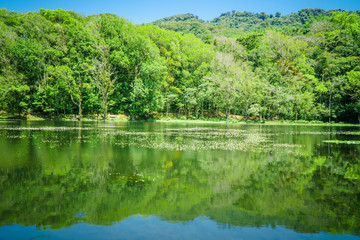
[0,122,359,236]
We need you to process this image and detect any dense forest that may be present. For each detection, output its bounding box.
[0,8,360,122]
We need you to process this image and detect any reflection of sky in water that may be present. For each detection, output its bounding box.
[2,215,360,240]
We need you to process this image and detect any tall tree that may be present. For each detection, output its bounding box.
[91,43,116,120]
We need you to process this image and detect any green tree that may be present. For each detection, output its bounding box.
[91,43,117,120]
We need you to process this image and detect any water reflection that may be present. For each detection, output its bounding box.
[0,121,359,239]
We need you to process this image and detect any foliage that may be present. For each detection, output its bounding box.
[0,9,360,122]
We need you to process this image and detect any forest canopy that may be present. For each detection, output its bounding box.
[0,8,360,122]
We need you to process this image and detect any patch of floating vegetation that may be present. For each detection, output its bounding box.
[0,125,305,152]
[5,135,30,139]
[282,131,344,135]
[0,127,93,131]
[108,173,155,186]
[279,131,360,136]
[273,144,302,148]
[164,127,241,132]
[344,131,360,135]
[323,140,360,144]
[111,128,271,152]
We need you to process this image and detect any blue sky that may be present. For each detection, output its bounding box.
[1,0,359,24]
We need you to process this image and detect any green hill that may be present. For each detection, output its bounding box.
[152,8,360,38]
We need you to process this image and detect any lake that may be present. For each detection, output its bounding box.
[0,120,359,240]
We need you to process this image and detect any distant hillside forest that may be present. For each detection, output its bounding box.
[0,8,360,122]
[153,8,360,39]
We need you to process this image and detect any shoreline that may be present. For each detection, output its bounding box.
[1,116,359,126]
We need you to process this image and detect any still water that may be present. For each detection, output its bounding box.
[0,120,359,240]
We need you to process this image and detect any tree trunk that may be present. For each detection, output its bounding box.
[131,66,138,121]
[103,102,107,120]
[329,93,332,123]
[226,108,230,119]
[166,100,169,118]
[78,101,82,121]
[201,102,204,119]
